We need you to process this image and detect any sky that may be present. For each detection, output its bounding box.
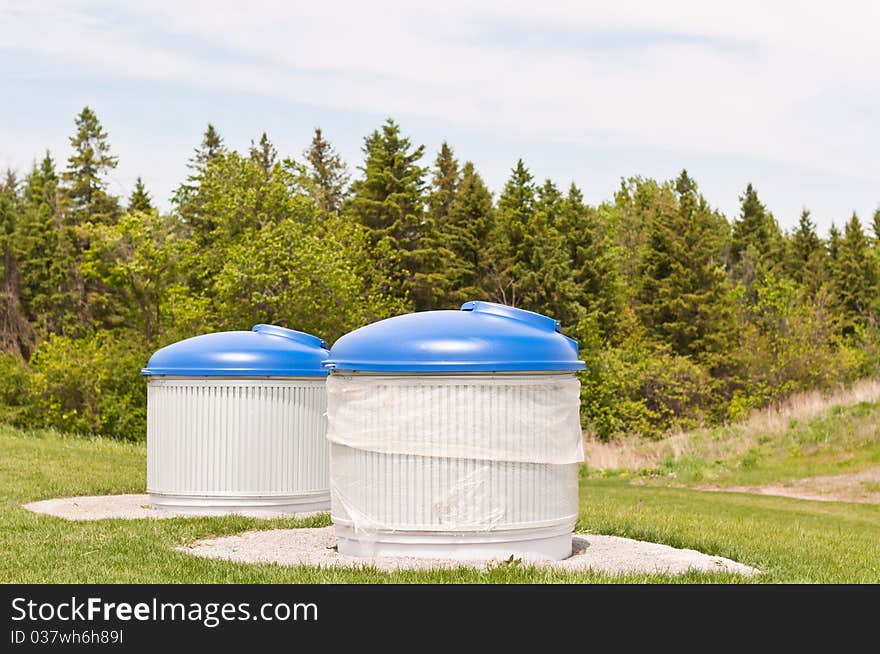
[1,0,878,235]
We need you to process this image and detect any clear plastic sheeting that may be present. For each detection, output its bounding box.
[325,373,584,465]
[327,373,582,538]
[331,444,580,534]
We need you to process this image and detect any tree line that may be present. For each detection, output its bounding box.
[1,106,878,440]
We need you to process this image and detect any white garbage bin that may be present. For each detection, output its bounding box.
[325,301,585,561]
[141,324,330,516]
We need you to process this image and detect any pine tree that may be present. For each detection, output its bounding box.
[15,153,78,337]
[872,208,880,243]
[790,209,821,265]
[419,161,495,308]
[347,119,427,301]
[637,170,733,360]
[249,132,277,174]
[487,166,577,320]
[127,177,152,213]
[828,222,841,266]
[0,171,32,355]
[730,184,783,281]
[303,128,349,215]
[426,142,459,226]
[786,208,826,290]
[173,123,226,223]
[535,179,563,225]
[834,212,878,326]
[556,183,626,342]
[62,106,119,224]
[411,143,462,309]
[487,159,535,305]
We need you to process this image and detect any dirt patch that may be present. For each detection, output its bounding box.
[23,494,325,521]
[701,467,880,504]
[177,526,759,576]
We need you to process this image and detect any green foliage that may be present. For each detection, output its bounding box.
[637,171,734,362]
[580,340,715,439]
[81,210,179,340]
[127,177,152,213]
[62,106,119,224]
[729,273,843,415]
[2,107,880,442]
[27,330,149,441]
[304,127,350,216]
[0,353,30,423]
[417,160,495,308]
[347,118,427,303]
[833,212,878,327]
[213,214,407,342]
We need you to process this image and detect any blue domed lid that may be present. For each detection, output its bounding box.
[325,301,585,373]
[141,324,329,377]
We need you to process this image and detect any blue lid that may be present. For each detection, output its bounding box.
[325,301,585,373]
[141,324,329,377]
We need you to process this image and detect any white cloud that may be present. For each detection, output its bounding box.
[1,0,878,222]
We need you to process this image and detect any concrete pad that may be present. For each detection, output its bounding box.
[23,494,325,520]
[177,526,760,576]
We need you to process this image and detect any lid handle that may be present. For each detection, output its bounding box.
[252,324,329,349]
[460,301,561,333]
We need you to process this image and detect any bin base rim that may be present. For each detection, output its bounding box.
[149,491,330,516]
[333,521,574,561]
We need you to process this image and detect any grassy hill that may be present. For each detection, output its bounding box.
[2,384,879,583]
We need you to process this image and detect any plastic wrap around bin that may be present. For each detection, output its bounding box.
[141,324,330,516]
[324,301,586,561]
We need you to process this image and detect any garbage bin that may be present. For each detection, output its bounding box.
[141,324,330,515]
[324,301,585,560]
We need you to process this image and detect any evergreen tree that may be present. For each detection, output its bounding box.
[790,209,821,266]
[637,170,733,361]
[127,177,152,213]
[417,161,495,308]
[62,106,119,224]
[173,123,226,224]
[347,119,427,301]
[556,183,626,342]
[487,159,535,305]
[303,128,349,215]
[487,166,577,320]
[249,132,277,174]
[872,208,880,243]
[730,184,783,282]
[15,153,78,337]
[827,222,841,267]
[0,171,32,355]
[786,208,826,290]
[834,212,878,326]
[411,143,461,309]
[426,142,459,226]
[535,179,563,223]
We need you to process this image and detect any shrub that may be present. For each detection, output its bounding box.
[580,341,714,440]
[0,352,31,424]
[27,330,149,441]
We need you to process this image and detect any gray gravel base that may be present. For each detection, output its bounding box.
[177,526,760,576]
[23,494,325,521]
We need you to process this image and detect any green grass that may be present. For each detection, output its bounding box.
[1,424,879,583]
[594,400,880,488]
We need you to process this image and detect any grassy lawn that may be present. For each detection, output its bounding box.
[590,399,880,488]
[1,422,878,583]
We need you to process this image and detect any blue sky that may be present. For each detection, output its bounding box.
[2,0,878,235]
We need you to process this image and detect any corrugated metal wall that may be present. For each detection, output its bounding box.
[147,378,328,498]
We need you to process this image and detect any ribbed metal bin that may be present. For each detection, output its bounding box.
[325,302,585,561]
[141,324,330,516]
